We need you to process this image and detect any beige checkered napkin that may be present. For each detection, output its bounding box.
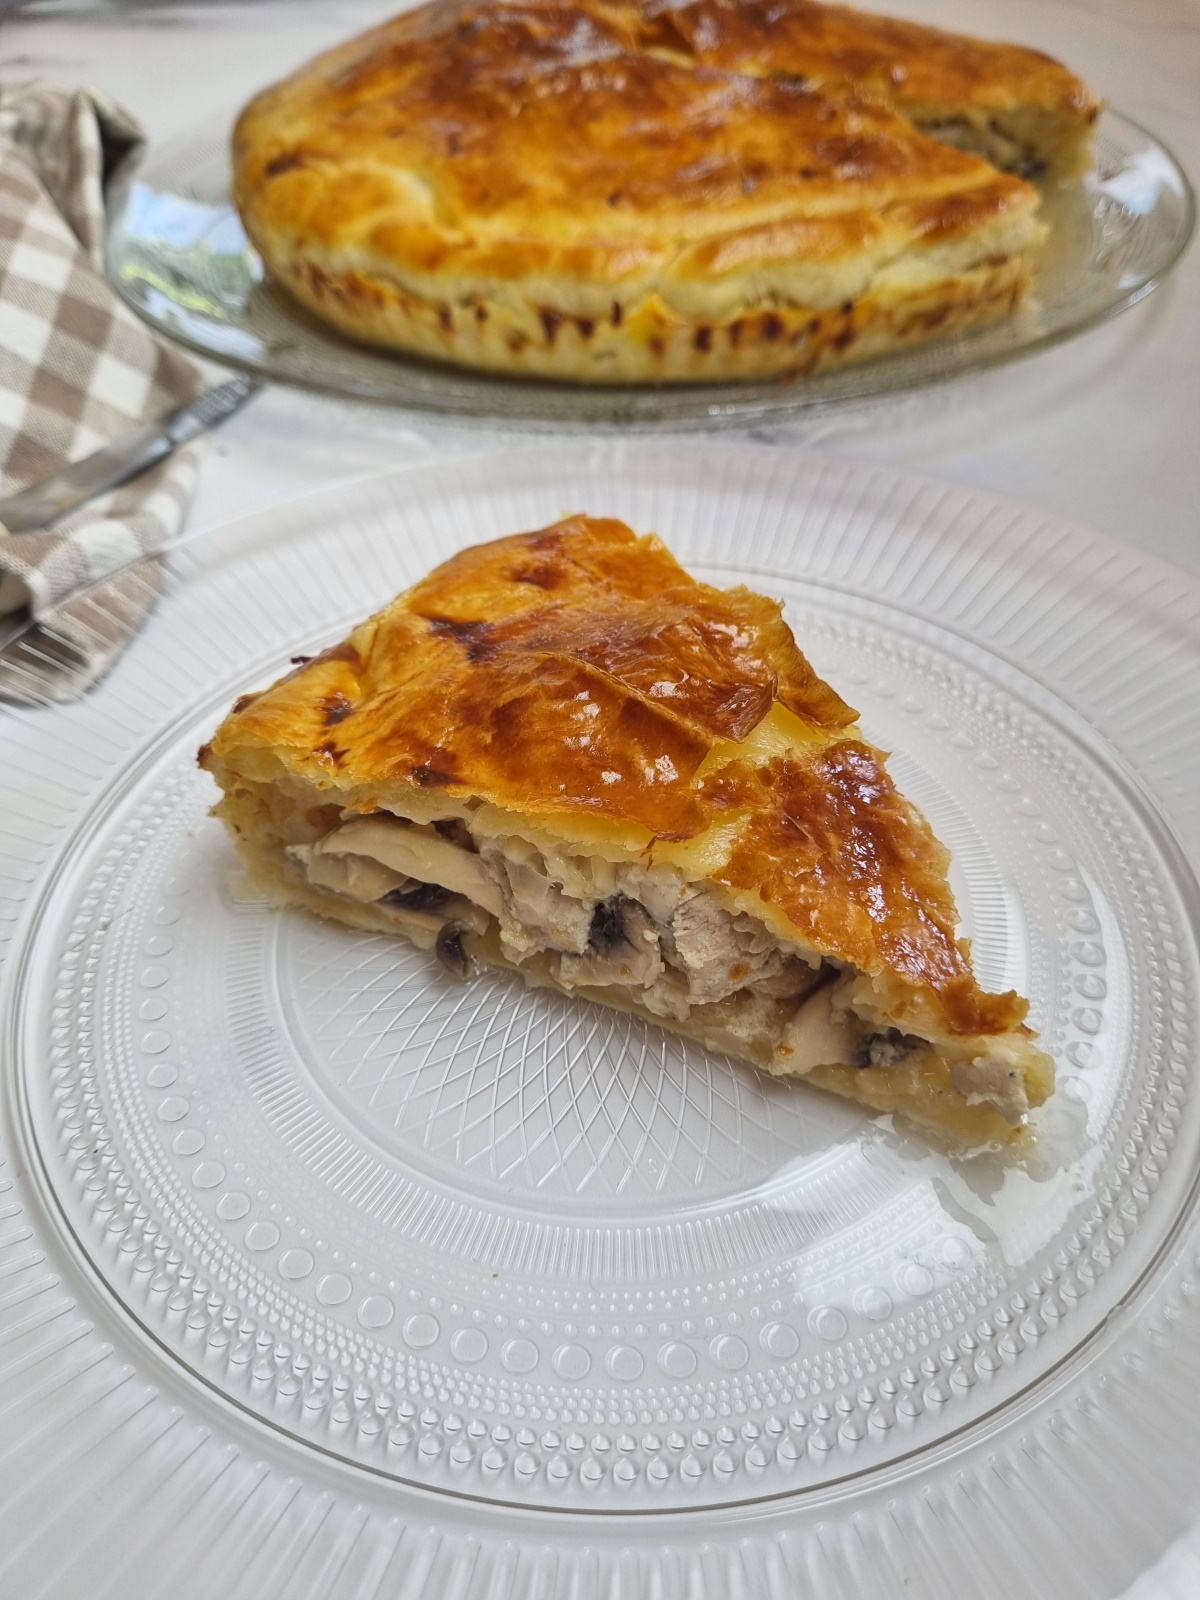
[0,80,206,702]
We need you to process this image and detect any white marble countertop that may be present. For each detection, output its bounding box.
[2,3,1199,1595]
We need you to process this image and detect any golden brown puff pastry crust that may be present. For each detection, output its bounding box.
[231,0,1096,382]
[201,517,1053,1141]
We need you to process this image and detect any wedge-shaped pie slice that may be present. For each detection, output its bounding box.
[231,0,1100,383]
[200,517,1054,1144]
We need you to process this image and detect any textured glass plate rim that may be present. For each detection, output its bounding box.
[2,444,1200,1594]
[10,453,1200,1458]
[103,106,1196,429]
[8,566,1200,1518]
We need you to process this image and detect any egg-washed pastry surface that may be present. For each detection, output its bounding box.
[232,0,1099,383]
[200,516,1054,1145]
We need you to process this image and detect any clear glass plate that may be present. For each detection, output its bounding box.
[105,108,1194,428]
[3,444,1200,1593]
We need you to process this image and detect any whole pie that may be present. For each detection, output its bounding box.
[200,517,1054,1144]
[233,0,1099,383]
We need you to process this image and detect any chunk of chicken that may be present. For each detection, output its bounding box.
[478,835,594,957]
[667,892,821,1007]
[949,1056,1030,1126]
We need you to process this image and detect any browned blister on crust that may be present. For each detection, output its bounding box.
[202,517,1054,1145]
[231,0,1099,382]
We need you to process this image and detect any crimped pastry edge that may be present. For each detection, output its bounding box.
[255,243,1036,383]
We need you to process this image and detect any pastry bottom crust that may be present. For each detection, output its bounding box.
[269,252,1033,385]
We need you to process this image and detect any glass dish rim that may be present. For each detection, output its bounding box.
[103,105,1197,430]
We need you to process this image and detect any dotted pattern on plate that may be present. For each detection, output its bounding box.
[37,594,1191,1509]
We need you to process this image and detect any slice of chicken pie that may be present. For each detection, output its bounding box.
[200,516,1053,1144]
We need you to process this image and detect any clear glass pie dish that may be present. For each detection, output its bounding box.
[105,108,1194,427]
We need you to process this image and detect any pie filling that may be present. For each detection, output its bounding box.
[913,114,1049,181]
[285,811,1030,1124]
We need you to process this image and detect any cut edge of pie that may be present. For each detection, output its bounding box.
[199,515,1055,1147]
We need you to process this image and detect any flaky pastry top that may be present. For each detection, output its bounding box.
[232,0,1061,297]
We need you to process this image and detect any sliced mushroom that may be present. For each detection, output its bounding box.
[435,922,475,981]
[558,896,663,990]
[380,881,453,914]
[771,984,858,1075]
[312,815,503,916]
[289,842,409,904]
[589,896,629,954]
